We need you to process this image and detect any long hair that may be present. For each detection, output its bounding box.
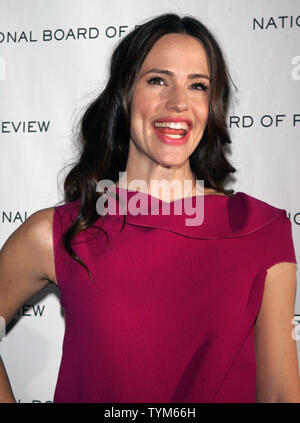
[59,13,237,281]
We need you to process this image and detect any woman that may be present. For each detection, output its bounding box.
[0,13,299,403]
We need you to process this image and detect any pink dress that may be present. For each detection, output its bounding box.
[52,188,297,403]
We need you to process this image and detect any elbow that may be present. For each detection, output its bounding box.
[272,387,300,403]
[275,392,300,403]
[256,384,300,403]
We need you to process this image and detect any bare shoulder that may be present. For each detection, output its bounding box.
[23,206,55,242]
[1,206,58,286]
[0,206,59,324]
[24,206,58,285]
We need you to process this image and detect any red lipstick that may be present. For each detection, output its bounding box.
[152,117,192,146]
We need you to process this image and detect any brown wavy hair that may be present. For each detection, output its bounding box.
[57,13,237,281]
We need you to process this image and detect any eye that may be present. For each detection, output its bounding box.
[190,82,209,91]
[146,77,165,86]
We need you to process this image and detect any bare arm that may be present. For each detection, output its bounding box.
[255,262,300,402]
[0,207,57,402]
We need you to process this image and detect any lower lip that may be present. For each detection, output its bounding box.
[152,126,191,145]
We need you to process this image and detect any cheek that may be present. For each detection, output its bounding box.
[131,88,159,124]
[193,96,209,122]
[130,92,152,144]
[202,102,209,122]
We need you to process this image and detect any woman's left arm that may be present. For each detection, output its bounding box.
[255,262,300,402]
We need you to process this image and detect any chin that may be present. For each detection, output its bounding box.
[155,155,188,169]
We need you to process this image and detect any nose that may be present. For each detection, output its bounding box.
[165,85,189,112]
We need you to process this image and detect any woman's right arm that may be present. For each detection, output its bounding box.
[0,207,57,402]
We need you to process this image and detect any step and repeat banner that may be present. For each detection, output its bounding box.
[0,0,299,403]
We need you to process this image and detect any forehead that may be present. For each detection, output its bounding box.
[140,33,210,74]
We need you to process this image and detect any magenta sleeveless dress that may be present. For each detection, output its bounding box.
[52,188,297,403]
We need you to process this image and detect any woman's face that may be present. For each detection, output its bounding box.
[129,33,211,170]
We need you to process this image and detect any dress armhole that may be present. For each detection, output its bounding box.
[262,210,297,272]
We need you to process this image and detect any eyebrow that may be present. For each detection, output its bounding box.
[141,68,211,82]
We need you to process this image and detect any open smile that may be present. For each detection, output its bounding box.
[152,118,192,145]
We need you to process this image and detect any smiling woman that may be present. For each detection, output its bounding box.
[58,13,238,274]
[129,33,210,161]
[0,13,299,404]
[61,13,237,248]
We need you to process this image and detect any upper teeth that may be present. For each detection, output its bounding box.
[154,121,189,130]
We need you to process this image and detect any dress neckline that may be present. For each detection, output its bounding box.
[96,187,285,240]
[101,187,243,239]
[67,188,284,240]
[113,186,233,204]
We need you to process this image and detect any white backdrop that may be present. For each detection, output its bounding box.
[0,0,299,402]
